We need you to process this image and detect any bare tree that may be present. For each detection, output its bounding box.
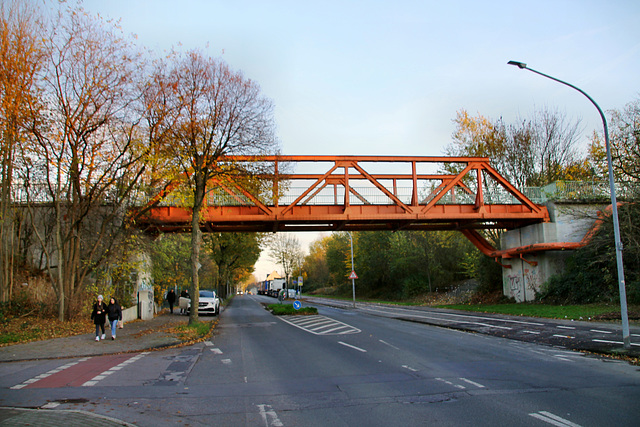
[22,7,147,320]
[529,107,584,186]
[267,233,303,290]
[150,51,277,324]
[609,98,640,183]
[446,107,587,188]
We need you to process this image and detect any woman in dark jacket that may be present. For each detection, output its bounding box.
[91,295,108,341]
[107,297,122,340]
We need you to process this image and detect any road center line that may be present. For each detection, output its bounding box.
[338,341,367,352]
[379,339,400,350]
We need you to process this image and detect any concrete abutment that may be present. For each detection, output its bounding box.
[500,203,605,302]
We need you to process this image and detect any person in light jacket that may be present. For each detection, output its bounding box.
[107,297,123,340]
[91,295,108,341]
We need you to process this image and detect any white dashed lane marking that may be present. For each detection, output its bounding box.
[435,377,486,390]
[11,353,149,389]
[529,411,582,426]
[459,377,486,388]
[83,352,149,386]
[11,357,91,389]
[338,341,367,352]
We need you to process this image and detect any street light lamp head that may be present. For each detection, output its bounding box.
[507,60,527,69]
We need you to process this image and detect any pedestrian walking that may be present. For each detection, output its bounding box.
[91,295,108,341]
[107,297,122,340]
[167,288,176,314]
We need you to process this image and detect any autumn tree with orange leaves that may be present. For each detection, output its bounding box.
[0,0,43,303]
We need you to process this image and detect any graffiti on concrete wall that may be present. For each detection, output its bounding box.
[147,290,154,315]
[508,274,522,300]
[524,268,541,296]
[138,278,153,291]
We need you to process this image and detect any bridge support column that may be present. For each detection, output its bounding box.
[500,203,602,302]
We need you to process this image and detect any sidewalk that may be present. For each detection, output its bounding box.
[0,311,210,362]
[0,311,218,426]
[0,406,137,426]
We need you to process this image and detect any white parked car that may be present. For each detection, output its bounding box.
[183,290,220,315]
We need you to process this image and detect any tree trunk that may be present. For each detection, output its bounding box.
[0,127,15,303]
[55,219,65,321]
[189,169,206,325]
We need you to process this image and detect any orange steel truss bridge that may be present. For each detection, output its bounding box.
[132,155,551,254]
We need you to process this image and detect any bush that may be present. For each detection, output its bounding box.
[474,254,503,294]
[268,304,317,315]
[626,280,640,305]
[537,201,640,305]
[0,292,56,320]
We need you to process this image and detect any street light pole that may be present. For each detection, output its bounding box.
[508,61,631,349]
[348,232,356,308]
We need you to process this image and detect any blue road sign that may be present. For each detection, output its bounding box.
[293,300,302,310]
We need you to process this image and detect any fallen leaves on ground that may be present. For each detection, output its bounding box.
[0,316,93,346]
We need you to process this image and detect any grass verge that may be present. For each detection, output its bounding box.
[433,303,638,321]
[268,304,318,315]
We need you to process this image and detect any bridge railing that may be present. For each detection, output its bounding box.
[11,180,634,207]
[153,183,532,207]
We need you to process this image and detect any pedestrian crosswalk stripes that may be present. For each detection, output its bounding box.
[278,315,361,335]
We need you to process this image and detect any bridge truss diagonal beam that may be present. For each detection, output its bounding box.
[131,155,550,236]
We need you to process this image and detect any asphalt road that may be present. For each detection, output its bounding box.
[1,295,639,426]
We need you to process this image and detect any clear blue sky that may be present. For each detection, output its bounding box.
[81,0,640,279]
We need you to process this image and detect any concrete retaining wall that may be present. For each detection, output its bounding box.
[122,306,137,323]
[500,202,605,302]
